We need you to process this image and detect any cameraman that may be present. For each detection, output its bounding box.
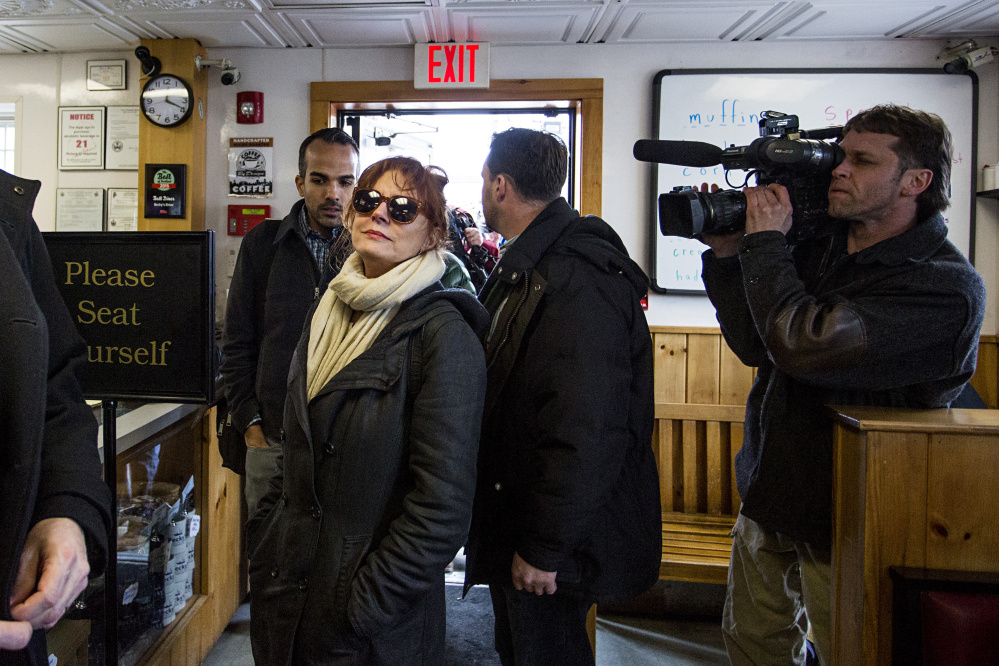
[700,104,985,665]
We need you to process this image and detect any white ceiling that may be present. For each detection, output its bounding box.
[1,0,998,53]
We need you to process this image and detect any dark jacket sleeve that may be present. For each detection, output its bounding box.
[738,231,985,400]
[347,315,486,639]
[702,247,769,367]
[222,233,264,433]
[27,222,112,574]
[514,267,640,573]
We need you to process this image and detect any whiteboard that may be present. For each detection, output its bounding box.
[646,69,978,294]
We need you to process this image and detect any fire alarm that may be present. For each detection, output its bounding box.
[237,91,263,124]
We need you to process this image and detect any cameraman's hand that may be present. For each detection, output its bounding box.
[698,182,744,259]
[463,226,483,247]
[744,183,793,236]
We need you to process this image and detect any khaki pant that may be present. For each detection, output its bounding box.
[244,434,281,516]
[722,512,831,666]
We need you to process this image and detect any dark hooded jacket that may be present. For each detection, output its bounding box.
[0,170,111,666]
[247,281,488,666]
[702,215,985,548]
[464,198,661,604]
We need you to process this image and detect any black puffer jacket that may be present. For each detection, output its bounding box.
[0,170,112,666]
[464,198,661,604]
[702,215,986,548]
[247,283,488,666]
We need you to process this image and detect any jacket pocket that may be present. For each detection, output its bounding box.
[335,534,372,634]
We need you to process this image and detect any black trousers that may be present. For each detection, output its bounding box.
[489,585,594,666]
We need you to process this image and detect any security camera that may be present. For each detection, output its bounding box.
[194,55,241,84]
[134,45,161,77]
[938,40,997,73]
[220,67,241,86]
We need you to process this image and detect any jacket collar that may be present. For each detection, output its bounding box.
[484,197,574,288]
[274,199,307,246]
[849,212,950,266]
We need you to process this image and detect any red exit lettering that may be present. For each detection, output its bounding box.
[427,44,480,84]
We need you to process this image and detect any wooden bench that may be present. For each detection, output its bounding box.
[653,402,746,584]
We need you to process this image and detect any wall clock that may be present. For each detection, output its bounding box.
[140,74,194,128]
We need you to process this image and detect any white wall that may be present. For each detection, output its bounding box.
[2,52,140,229]
[1,39,996,334]
[205,40,999,333]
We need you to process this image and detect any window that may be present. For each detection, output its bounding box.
[0,102,15,173]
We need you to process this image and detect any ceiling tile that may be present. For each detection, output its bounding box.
[1,17,137,49]
[773,2,961,40]
[597,2,763,43]
[131,11,285,45]
[447,4,601,44]
[282,8,431,46]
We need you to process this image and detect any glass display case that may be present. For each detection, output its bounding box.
[45,402,240,666]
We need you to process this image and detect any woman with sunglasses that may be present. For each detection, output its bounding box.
[247,156,488,665]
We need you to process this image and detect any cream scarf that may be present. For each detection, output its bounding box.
[306,250,445,400]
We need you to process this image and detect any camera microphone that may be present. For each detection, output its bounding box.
[633,140,724,167]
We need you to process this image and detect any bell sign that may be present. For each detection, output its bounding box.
[414,42,490,89]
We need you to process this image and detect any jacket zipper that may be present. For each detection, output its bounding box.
[488,272,530,368]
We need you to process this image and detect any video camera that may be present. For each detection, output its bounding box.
[634,111,845,242]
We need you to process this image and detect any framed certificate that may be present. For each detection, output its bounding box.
[107,188,139,231]
[87,59,127,91]
[105,106,139,170]
[55,188,105,231]
[58,107,105,170]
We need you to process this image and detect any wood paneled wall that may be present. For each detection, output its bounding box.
[651,328,999,410]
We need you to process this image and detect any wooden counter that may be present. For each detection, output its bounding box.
[828,406,999,665]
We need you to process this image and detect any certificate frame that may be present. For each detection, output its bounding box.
[55,188,105,232]
[87,59,127,91]
[107,188,139,231]
[105,106,140,170]
[58,106,105,170]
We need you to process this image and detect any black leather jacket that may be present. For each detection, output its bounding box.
[702,214,986,547]
[464,198,661,604]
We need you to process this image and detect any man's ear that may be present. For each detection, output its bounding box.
[901,168,933,198]
[494,174,509,202]
[295,174,306,198]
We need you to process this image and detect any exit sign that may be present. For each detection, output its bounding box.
[414,42,489,89]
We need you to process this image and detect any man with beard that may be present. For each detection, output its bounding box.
[700,105,985,665]
[222,128,359,513]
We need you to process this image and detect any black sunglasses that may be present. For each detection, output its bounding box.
[351,189,423,224]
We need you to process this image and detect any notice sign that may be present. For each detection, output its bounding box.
[228,137,273,197]
[414,42,489,89]
[42,231,215,403]
[59,106,105,170]
[145,164,186,218]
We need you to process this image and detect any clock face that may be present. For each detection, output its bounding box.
[141,74,193,128]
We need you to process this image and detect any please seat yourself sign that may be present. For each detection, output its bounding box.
[414,42,489,89]
[42,231,215,403]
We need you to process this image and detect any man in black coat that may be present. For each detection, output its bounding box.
[700,105,985,665]
[464,129,661,665]
[222,128,359,512]
[0,169,112,664]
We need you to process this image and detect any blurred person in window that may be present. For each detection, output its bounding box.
[0,169,112,664]
[246,157,487,665]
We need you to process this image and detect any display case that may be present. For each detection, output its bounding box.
[46,403,241,666]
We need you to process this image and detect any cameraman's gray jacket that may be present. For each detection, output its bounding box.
[702,213,985,548]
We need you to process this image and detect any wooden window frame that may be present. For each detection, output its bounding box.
[310,79,603,216]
